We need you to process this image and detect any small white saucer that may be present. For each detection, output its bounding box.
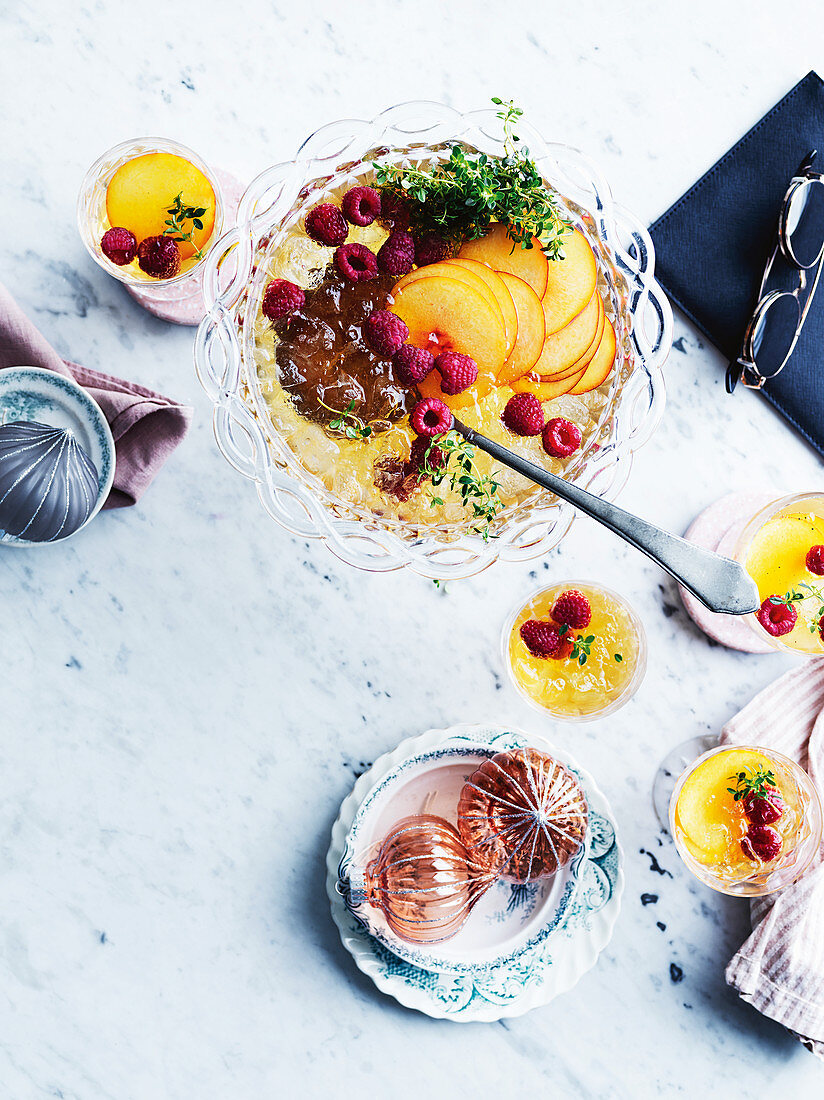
[327,723,624,1022]
[0,366,115,546]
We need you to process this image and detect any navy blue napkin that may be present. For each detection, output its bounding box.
[650,71,824,459]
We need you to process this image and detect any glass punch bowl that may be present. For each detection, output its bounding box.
[194,102,672,578]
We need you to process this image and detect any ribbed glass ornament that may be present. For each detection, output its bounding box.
[0,420,99,542]
[458,749,588,882]
[357,814,497,944]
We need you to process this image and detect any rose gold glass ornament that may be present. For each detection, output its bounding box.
[348,814,497,945]
[458,749,588,881]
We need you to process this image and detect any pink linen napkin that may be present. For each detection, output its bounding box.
[720,659,824,1058]
[0,280,192,508]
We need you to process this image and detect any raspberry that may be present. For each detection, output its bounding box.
[741,825,782,862]
[363,310,409,357]
[409,434,447,473]
[542,417,582,458]
[262,279,305,321]
[436,351,478,395]
[806,545,824,576]
[411,398,452,437]
[553,634,576,661]
[100,227,137,266]
[305,203,348,247]
[756,597,798,637]
[335,242,378,282]
[377,231,415,277]
[551,589,592,630]
[379,192,411,231]
[415,232,450,267]
[502,393,545,436]
[342,186,381,227]
[393,344,435,384]
[137,235,181,279]
[743,788,784,825]
[520,620,562,659]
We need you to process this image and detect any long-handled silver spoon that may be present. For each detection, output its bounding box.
[451,417,759,616]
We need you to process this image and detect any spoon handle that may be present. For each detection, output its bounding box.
[453,419,760,616]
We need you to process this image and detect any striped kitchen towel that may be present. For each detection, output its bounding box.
[721,658,824,1058]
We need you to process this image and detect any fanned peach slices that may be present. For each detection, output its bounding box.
[388,224,616,409]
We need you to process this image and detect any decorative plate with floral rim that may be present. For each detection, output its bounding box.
[326,724,623,1022]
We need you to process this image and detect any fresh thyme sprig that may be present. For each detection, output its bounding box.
[726,766,778,803]
[163,193,208,259]
[373,97,570,259]
[419,431,504,541]
[319,398,373,441]
[557,624,596,666]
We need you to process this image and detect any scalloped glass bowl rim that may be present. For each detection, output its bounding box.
[195,102,671,577]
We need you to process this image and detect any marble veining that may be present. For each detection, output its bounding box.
[2,1,823,1096]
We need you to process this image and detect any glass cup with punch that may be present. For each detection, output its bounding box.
[668,744,822,897]
[77,136,225,321]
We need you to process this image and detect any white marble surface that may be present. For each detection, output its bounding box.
[2,0,824,1095]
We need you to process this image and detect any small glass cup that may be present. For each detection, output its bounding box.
[733,491,824,655]
[77,136,225,311]
[502,580,647,722]
[669,744,822,897]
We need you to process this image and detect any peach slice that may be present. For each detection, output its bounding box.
[106,152,216,260]
[389,276,507,378]
[512,366,588,402]
[446,258,518,357]
[509,299,604,397]
[537,295,605,385]
[569,316,617,394]
[534,291,600,378]
[395,262,505,333]
[566,294,605,374]
[416,366,497,411]
[458,222,549,298]
[496,273,546,384]
[542,230,598,335]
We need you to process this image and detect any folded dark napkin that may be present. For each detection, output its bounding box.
[0,281,192,508]
[650,70,824,459]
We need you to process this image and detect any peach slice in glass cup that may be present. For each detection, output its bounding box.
[77,136,225,320]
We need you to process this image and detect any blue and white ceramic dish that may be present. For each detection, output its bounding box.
[327,724,623,1022]
[0,367,115,546]
[338,738,587,974]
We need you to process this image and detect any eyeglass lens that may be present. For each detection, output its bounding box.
[785,177,824,268]
[750,292,800,378]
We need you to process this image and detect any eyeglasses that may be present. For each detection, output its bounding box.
[726,150,824,393]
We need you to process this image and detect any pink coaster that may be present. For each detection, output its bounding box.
[124,169,246,327]
[679,491,779,653]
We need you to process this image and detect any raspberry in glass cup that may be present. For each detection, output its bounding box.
[669,745,822,896]
[502,581,646,721]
